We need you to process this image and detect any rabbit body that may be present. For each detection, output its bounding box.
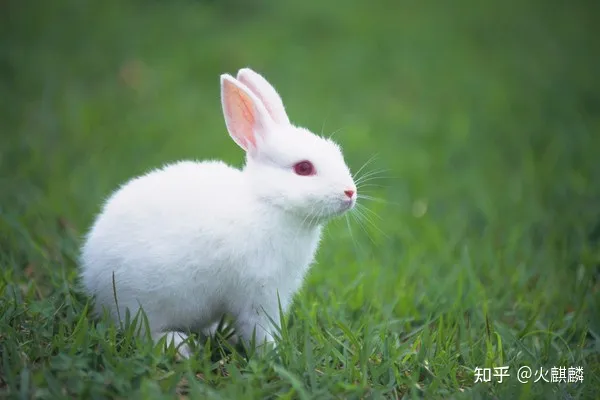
[81,160,321,352]
[80,68,356,356]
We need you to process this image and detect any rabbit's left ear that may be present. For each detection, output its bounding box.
[221,74,274,153]
[237,68,290,125]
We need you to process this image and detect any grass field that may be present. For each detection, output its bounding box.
[1,0,600,398]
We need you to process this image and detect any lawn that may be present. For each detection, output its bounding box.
[1,0,599,398]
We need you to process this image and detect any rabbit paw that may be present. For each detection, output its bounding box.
[153,331,193,358]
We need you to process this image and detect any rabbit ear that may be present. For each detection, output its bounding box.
[220,74,274,153]
[236,68,290,125]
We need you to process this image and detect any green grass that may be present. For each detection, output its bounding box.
[2,0,600,398]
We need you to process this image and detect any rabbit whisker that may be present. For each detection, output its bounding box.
[356,183,386,190]
[354,204,389,239]
[293,211,311,241]
[350,208,377,246]
[357,194,400,206]
[356,176,391,187]
[344,214,356,244]
[328,127,345,140]
[354,168,391,185]
[352,154,380,181]
[355,166,388,179]
[355,202,383,222]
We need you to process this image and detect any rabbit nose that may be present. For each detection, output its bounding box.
[344,190,355,199]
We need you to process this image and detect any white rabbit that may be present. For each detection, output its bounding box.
[79,68,357,357]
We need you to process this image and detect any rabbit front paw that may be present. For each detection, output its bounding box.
[152,330,193,358]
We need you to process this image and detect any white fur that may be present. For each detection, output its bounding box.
[79,68,356,356]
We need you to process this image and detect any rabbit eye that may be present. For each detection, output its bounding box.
[293,161,315,176]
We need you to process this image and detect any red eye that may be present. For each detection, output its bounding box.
[293,160,315,176]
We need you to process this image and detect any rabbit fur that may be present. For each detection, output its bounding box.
[79,68,357,357]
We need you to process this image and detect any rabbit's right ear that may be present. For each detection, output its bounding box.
[221,74,274,153]
[237,68,290,125]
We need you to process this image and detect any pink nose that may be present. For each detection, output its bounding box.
[344,190,355,198]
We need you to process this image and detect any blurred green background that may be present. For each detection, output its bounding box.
[1,0,599,398]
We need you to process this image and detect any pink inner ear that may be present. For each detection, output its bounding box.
[224,82,257,149]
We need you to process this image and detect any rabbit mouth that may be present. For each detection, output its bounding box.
[331,198,355,216]
[295,198,356,222]
[340,201,354,212]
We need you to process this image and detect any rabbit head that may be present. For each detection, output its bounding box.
[221,68,356,224]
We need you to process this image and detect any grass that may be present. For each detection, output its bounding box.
[1,0,600,398]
